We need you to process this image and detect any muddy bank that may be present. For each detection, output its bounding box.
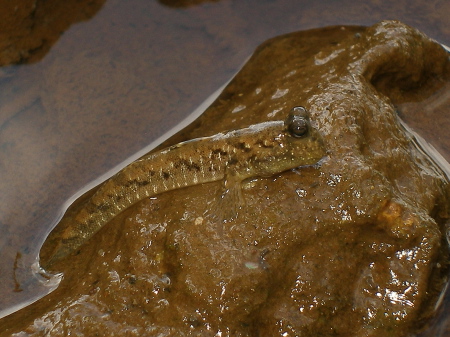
[1,21,450,336]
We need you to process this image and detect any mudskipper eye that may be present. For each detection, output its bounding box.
[286,106,310,138]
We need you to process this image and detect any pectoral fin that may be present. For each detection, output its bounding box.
[205,173,244,235]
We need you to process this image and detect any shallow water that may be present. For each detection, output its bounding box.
[0,0,449,333]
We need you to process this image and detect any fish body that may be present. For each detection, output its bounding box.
[44,108,326,266]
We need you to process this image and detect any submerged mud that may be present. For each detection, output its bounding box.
[0,0,106,66]
[1,21,450,336]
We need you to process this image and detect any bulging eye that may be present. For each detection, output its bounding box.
[286,106,310,138]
